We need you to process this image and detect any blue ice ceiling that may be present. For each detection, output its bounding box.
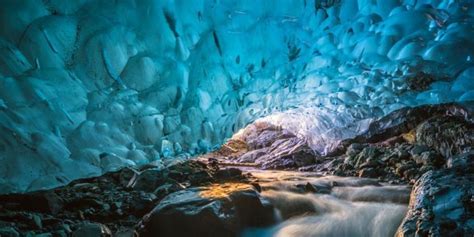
[0,0,473,193]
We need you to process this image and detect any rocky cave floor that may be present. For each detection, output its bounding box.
[0,103,473,237]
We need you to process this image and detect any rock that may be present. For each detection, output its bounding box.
[236,148,268,163]
[447,151,474,170]
[34,233,53,237]
[32,214,42,229]
[250,182,262,192]
[345,143,366,156]
[215,168,242,179]
[114,228,136,237]
[118,167,139,188]
[0,227,20,237]
[0,191,63,214]
[412,151,444,167]
[415,115,473,158]
[349,146,382,168]
[130,192,157,216]
[358,167,382,178]
[137,183,275,237]
[304,182,317,193]
[72,223,112,237]
[406,72,436,91]
[410,144,430,156]
[132,169,167,192]
[341,104,471,151]
[396,165,474,236]
[188,171,214,186]
[257,137,317,169]
[228,122,317,170]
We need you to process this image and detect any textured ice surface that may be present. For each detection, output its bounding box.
[0,0,473,193]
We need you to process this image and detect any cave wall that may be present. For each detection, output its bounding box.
[0,0,473,193]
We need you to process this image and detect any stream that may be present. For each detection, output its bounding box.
[240,170,410,237]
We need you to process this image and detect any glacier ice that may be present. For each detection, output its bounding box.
[0,0,473,193]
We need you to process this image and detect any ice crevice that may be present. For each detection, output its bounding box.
[0,0,474,193]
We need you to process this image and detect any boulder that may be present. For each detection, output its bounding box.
[415,115,473,158]
[137,184,275,237]
[0,227,20,237]
[396,161,474,236]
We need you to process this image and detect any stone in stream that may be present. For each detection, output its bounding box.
[72,223,112,237]
[0,227,20,237]
[396,152,474,237]
[137,183,275,237]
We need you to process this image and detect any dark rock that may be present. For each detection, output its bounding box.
[358,168,382,178]
[304,182,317,193]
[345,143,366,157]
[413,151,444,167]
[137,184,275,237]
[0,191,63,214]
[347,146,382,168]
[250,182,262,193]
[416,115,473,158]
[406,72,436,91]
[447,151,474,170]
[33,233,53,237]
[132,169,167,192]
[396,165,474,236]
[118,167,139,188]
[0,227,19,237]
[72,223,112,237]
[189,170,214,185]
[130,192,157,216]
[114,228,136,237]
[340,103,472,154]
[410,144,431,156]
[216,168,242,179]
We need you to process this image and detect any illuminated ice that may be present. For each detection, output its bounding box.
[0,0,473,192]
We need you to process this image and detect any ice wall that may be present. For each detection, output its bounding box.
[0,0,473,193]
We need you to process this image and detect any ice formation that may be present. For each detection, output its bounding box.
[0,0,473,193]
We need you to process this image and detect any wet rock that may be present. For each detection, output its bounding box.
[118,167,139,188]
[72,223,112,237]
[228,122,317,170]
[396,164,474,236]
[358,168,382,178]
[256,137,317,169]
[347,146,382,168]
[33,233,53,237]
[412,151,444,167]
[341,104,472,151]
[114,228,136,237]
[415,115,473,158]
[0,227,19,237]
[236,148,268,163]
[137,184,275,237]
[216,168,243,179]
[304,182,317,193]
[131,169,167,192]
[410,144,431,156]
[0,191,63,214]
[447,151,474,170]
[345,143,366,157]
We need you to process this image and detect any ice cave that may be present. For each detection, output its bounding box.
[0,0,473,236]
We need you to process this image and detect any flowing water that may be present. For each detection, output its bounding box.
[241,170,409,237]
